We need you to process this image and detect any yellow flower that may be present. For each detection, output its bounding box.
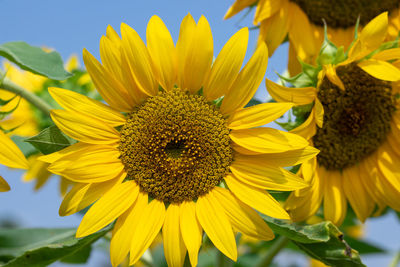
[41,14,318,267]
[266,13,400,226]
[225,0,400,74]
[0,55,84,195]
[0,130,29,191]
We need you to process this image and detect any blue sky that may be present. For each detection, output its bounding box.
[0,0,399,266]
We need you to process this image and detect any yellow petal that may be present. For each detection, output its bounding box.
[230,127,309,154]
[220,43,268,115]
[257,1,289,55]
[376,170,400,211]
[100,36,144,105]
[228,102,294,130]
[361,154,391,210]
[48,145,124,183]
[358,59,400,81]
[110,206,134,267]
[196,191,237,261]
[213,187,274,240]
[130,199,166,265]
[254,0,282,23]
[387,113,400,156]
[323,64,345,90]
[83,49,135,111]
[324,171,347,226]
[346,39,366,62]
[232,142,263,155]
[77,181,139,237]
[38,142,91,164]
[372,48,400,61]
[314,98,324,128]
[285,163,324,222]
[234,146,319,167]
[377,143,400,193]
[49,87,126,127]
[301,156,317,183]
[177,15,213,93]
[0,176,10,192]
[100,35,123,81]
[287,2,316,58]
[180,201,202,267]
[230,157,308,191]
[203,27,248,100]
[110,193,147,267]
[0,131,28,169]
[147,16,177,91]
[163,204,187,267]
[290,108,317,140]
[176,13,196,89]
[225,174,290,219]
[342,165,374,222]
[360,12,388,52]
[51,110,120,145]
[224,0,257,20]
[348,13,389,61]
[266,78,316,105]
[59,174,124,216]
[288,39,303,75]
[106,25,121,42]
[121,23,158,96]
[387,129,400,156]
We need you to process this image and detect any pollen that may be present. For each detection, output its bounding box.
[118,89,233,203]
[290,0,399,28]
[313,63,396,170]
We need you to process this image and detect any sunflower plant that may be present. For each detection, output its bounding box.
[0,11,394,267]
[266,12,400,226]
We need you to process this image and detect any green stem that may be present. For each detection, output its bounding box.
[1,74,52,116]
[257,236,290,267]
[217,250,234,267]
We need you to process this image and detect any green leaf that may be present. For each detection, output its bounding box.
[0,42,71,80]
[264,217,336,244]
[276,72,316,88]
[299,60,320,80]
[0,226,110,267]
[334,46,346,64]
[317,22,339,66]
[25,125,76,155]
[59,244,91,264]
[264,217,365,266]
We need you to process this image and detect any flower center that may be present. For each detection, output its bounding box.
[118,89,233,203]
[290,0,399,28]
[313,63,396,170]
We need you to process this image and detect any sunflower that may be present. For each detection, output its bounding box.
[0,130,29,191]
[224,0,400,74]
[40,14,318,266]
[266,13,400,225]
[0,56,88,195]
